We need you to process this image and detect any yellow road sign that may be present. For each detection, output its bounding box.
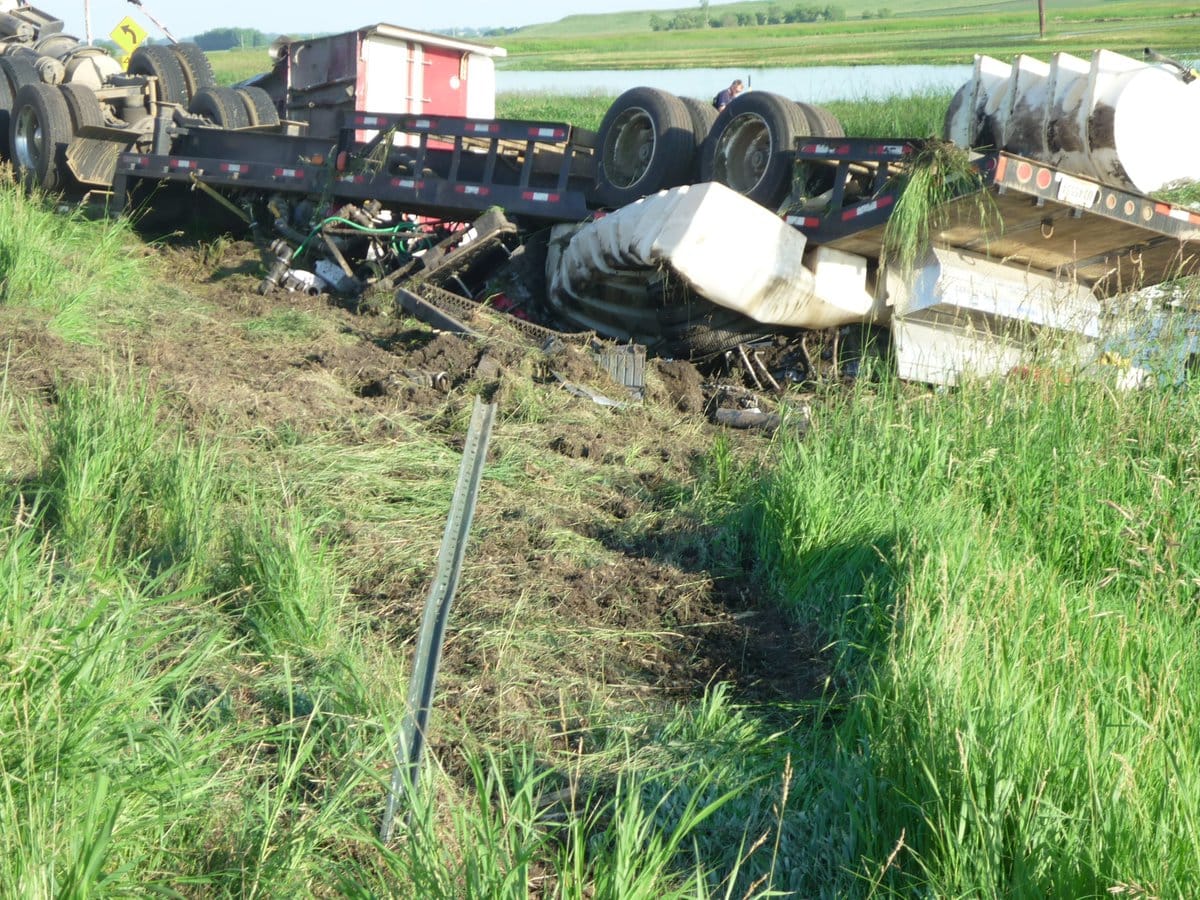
[110,16,147,54]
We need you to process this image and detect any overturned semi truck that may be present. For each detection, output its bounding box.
[2,8,1197,386]
[548,49,1200,385]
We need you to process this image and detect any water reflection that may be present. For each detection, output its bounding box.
[496,64,971,101]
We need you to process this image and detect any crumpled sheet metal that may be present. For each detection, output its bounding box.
[547,181,876,331]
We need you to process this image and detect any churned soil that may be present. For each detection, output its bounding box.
[2,235,828,766]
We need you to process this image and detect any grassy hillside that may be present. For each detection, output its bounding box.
[206,0,1200,80]
[512,0,1189,37]
[502,2,1200,68]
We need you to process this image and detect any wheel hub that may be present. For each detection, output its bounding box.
[13,106,43,173]
[714,113,773,194]
[604,107,656,189]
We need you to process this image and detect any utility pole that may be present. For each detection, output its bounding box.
[1038,0,1046,38]
[83,0,92,44]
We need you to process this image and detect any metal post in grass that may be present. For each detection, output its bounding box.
[380,396,498,844]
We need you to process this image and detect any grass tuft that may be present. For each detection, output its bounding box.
[882,139,992,275]
[38,376,222,581]
[240,309,327,343]
[219,505,346,655]
[0,169,143,342]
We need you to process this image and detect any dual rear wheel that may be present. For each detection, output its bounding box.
[189,85,280,129]
[593,87,845,210]
[10,81,101,191]
[6,41,280,193]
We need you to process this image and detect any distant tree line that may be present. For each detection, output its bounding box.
[650,5,847,31]
[651,4,894,30]
[183,25,521,49]
[190,28,275,51]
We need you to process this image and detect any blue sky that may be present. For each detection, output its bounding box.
[58,0,686,41]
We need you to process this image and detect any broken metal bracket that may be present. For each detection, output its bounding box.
[397,287,481,338]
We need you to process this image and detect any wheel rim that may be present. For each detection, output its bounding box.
[713,113,774,194]
[13,104,44,173]
[603,106,656,189]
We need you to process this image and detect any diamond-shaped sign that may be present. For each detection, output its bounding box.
[110,16,147,54]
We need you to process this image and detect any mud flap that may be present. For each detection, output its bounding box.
[67,126,137,187]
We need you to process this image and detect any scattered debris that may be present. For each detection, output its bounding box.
[4,8,1199,395]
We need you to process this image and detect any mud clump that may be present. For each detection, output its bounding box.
[549,432,607,460]
[407,332,479,379]
[650,359,707,413]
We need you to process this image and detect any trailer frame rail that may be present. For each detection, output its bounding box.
[110,110,596,223]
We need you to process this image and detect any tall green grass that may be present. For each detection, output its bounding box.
[0,172,143,342]
[41,377,221,580]
[498,93,617,131]
[0,374,374,892]
[497,90,952,138]
[826,88,951,137]
[736,375,1200,895]
[1,373,791,895]
[208,47,274,86]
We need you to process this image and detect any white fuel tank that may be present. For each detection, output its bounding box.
[944,49,1200,194]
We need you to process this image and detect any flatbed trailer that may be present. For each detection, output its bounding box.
[784,137,1200,294]
[109,115,1200,384]
[780,137,1200,384]
[109,109,598,224]
[115,117,1200,292]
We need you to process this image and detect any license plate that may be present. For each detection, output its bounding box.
[1056,173,1100,209]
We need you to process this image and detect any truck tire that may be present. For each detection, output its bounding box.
[700,91,811,209]
[59,83,104,132]
[0,55,40,93]
[0,56,40,159]
[168,42,216,104]
[672,321,777,360]
[10,82,74,191]
[679,95,719,142]
[0,70,13,159]
[129,45,188,106]
[235,86,280,127]
[796,102,845,137]
[33,33,81,59]
[679,95,719,179]
[594,87,694,207]
[189,85,250,129]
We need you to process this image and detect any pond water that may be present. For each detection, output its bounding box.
[496,64,972,101]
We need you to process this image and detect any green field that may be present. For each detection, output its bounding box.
[501,2,1200,69]
[206,0,1200,82]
